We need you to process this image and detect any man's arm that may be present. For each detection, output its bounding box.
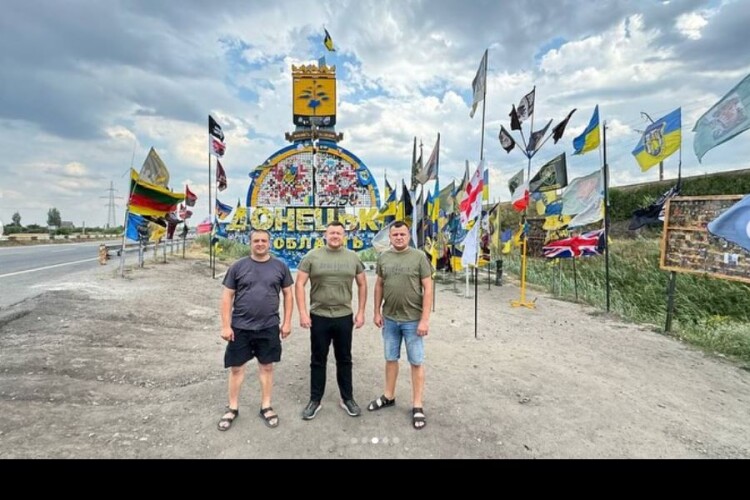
[280,285,293,339]
[220,287,236,341]
[295,270,311,328]
[354,272,367,329]
[417,275,432,337]
[373,275,384,328]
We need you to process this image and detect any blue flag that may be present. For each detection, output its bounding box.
[215,199,232,220]
[707,195,750,252]
[126,213,147,242]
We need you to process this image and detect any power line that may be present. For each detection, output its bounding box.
[100,180,124,228]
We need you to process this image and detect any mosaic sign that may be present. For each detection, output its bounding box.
[661,195,750,284]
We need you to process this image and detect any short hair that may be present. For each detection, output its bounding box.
[249,229,271,240]
[327,220,345,229]
[389,221,410,231]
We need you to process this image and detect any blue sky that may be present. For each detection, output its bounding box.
[1,0,749,227]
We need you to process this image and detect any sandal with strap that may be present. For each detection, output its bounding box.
[367,395,395,411]
[412,407,426,430]
[217,407,239,431]
[259,406,279,428]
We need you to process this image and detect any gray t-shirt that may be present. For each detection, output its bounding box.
[376,247,432,322]
[223,256,293,332]
[298,246,365,318]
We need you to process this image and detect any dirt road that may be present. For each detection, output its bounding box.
[1,254,749,458]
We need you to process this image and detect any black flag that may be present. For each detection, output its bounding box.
[498,126,516,153]
[551,109,577,144]
[509,105,522,131]
[526,119,552,153]
[629,183,681,230]
[208,115,224,142]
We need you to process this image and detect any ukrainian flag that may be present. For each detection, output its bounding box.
[572,105,600,155]
[632,108,681,172]
[376,188,397,222]
[323,28,335,52]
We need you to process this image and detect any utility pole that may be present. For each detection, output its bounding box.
[100,180,123,228]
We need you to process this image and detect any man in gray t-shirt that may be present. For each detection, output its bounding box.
[217,229,293,431]
[295,221,367,420]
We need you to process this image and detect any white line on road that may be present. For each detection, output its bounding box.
[0,257,98,278]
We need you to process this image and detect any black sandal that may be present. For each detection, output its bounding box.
[412,407,426,430]
[217,407,239,431]
[259,406,279,428]
[367,395,395,411]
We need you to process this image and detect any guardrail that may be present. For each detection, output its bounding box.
[6,233,121,241]
[105,236,196,255]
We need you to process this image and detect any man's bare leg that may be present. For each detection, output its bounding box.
[384,360,399,399]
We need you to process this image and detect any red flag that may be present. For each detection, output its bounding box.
[185,185,197,207]
[459,161,484,226]
[216,160,227,192]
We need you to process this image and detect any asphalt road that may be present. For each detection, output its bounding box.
[0,241,116,308]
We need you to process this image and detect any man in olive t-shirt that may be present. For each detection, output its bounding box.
[369,221,432,430]
[295,221,367,420]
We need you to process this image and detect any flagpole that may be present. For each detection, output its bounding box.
[603,121,611,313]
[513,154,533,309]
[208,137,214,278]
[510,86,544,310]
[119,170,140,278]
[664,144,683,333]
[473,54,489,340]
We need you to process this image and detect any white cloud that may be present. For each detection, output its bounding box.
[675,12,709,40]
[1,0,749,227]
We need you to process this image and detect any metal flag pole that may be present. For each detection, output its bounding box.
[665,148,683,332]
[510,86,540,309]
[208,117,214,278]
[473,51,489,340]
[602,121,611,312]
[119,169,140,278]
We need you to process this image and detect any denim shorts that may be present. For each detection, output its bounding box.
[382,317,424,365]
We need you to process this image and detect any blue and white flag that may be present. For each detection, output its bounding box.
[693,73,750,163]
[707,195,750,252]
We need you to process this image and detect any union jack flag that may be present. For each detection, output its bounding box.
[178,203,193,220]
[542,228,605,259]
[210,137,226,158]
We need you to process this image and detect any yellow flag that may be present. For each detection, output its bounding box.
[323,29,335,51]
[148,223,166,242]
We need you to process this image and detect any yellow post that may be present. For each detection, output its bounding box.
[511,226,535,309]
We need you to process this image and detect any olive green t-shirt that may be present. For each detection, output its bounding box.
[376,247,432,322]
[298,246,365,318]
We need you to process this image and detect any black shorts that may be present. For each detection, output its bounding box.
[224,326,281,368]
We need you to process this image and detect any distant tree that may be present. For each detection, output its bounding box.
[47,208,62,228]
[11,211,21,227]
